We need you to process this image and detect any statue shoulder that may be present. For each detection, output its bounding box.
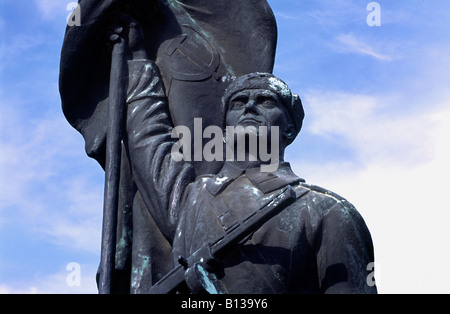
[293,182,373,250]
[294,182,360,218]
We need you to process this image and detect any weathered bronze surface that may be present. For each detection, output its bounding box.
[60,0,377,294]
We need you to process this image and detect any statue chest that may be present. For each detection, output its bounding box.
[174,176,297,293]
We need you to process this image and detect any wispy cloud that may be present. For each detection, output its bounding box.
[0,94,104,254]
[302,0,365,27]
[290,89,450,293]
[33,0,66,21]
[302,90,435,166]
[0,264,98,294]
[39,175,104,254]
[334,33,393,61]
[0,34,45,69]
[274,11,299,21]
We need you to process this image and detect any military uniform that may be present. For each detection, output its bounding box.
[125,61,377,294]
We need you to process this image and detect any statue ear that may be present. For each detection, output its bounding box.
[283,124,296,141]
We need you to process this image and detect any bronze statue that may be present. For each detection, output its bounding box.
[59,1,377,294]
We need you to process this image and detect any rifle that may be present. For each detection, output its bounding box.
[148,185,298,294]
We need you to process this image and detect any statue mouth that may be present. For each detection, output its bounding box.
[238,117,263,126]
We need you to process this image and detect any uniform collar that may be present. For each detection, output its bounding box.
[206,162,304,196]
[205,163,245,196]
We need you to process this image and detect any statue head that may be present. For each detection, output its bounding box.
[222,73,304,148]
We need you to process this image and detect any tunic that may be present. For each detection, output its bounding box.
[125,60,377,294]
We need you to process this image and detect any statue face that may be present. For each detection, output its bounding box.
[225,89,290,133]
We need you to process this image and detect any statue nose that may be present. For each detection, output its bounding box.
[244,100,258,113]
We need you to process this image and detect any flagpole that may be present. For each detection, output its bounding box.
[99,31,127,294]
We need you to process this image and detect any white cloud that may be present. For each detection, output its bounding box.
[303,91,435,166]
[290,90,450,293]
[302,0,363,27]
[0,264,98,294]
[38,175,103,253]
[334,33,393,61]
[274,11,299,21]
[0,94,104,254]
[0,34,45,69]
[33,0,66,20]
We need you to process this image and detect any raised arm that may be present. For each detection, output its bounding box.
[121,19,196,243]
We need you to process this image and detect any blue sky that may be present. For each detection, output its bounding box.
[1,0,450,293]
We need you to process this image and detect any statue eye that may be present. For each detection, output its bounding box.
[258,96,277,108]
[230,97,247,110]
[231,101,245,110]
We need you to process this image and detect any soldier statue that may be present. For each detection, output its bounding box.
[60,0,377,294]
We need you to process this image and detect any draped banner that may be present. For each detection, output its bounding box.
[60,0,278,170]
